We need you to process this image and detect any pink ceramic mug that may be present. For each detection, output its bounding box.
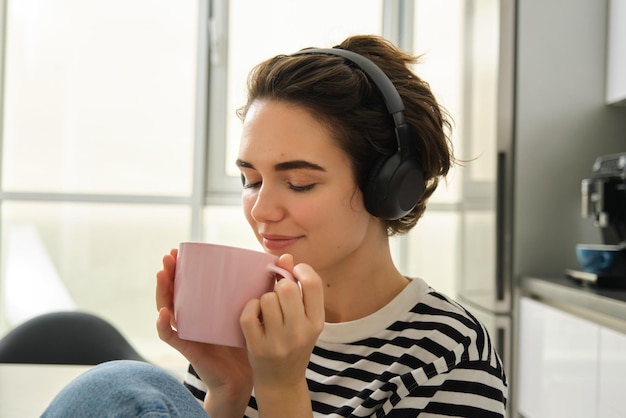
[173,242,293,348]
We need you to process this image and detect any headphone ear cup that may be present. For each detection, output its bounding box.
[364,153,424,220]
[364,156,388,217]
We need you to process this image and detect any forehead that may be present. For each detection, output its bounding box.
[238,100,347,165]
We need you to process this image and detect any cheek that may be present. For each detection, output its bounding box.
[309,189,368,232]
[346,187,366,214]
[338,191,371,239]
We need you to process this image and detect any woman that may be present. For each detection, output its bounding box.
[44,35,507,417]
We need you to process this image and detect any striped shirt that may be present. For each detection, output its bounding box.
[184,277,508,417]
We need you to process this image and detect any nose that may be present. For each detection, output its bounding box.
[249,183,285,223]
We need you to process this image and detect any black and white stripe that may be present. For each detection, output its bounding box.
[185,278,508,417]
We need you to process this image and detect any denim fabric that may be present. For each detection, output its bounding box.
[42,360,209,418]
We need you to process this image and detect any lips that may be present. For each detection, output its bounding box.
[261,234,302,251]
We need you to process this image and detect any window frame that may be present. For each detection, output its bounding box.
[202,0,414,206]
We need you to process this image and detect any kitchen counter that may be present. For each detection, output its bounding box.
[520,275,626,329]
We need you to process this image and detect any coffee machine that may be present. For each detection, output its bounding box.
[567,152,626,287]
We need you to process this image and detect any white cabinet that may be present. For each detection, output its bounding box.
[598,327,626,418]
[606,0,626,105]
[518,297,626,418]
[518,297,599,418]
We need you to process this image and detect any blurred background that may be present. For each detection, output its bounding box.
[0,0,469,369]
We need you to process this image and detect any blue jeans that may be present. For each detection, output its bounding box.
[42,360,209,417]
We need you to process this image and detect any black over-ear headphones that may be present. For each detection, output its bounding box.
[291,48,424,220]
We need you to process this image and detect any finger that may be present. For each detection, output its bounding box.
[258,292,284,334]
[240,298,264,345]
[274,278,305,320]
[155,270,170,311]
[277,253,295,273]
[157,308,205,363]
[164,250,177,277]
[155,267,174,310]
[156,307,180,347]
[155,251,177,310]
[293,263,325,327]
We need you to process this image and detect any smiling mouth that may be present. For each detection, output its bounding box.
[261,235,302,251]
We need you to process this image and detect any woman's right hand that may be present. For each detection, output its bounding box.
[155,249,253,416]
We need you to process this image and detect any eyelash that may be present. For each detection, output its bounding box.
[289,183,315,192]
[242,182,259,189]
[241,177,315,193]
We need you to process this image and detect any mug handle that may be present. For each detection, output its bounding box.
[267,264,296,283]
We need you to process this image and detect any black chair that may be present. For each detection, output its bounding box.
[0,311,146,365]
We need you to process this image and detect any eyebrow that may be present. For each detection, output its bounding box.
[236,159,326,172]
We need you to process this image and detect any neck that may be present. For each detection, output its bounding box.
[319,237,409,323]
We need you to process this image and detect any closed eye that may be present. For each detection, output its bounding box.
[237,159,321,193]
[240,174,261,189]
[244,182,261,189]
[289,183,315,192]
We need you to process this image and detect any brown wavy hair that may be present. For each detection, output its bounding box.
[237,35,454,236]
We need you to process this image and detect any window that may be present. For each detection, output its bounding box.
[0,0,466,370]
[0,0,200,367]
[0,0,388,368]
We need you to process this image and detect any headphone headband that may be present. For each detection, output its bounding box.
[292,48,409,151]
[293,48,405,120]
